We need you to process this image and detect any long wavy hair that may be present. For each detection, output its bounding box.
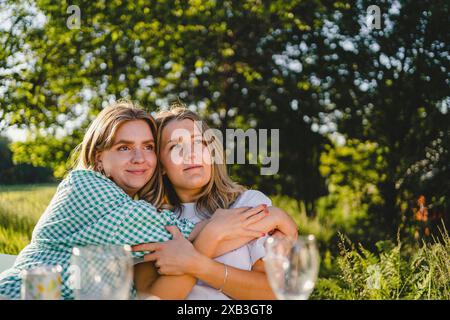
[155,102,246,218]
[73,100,164,205]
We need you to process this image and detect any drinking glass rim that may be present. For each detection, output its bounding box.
[72,244,132,258]
[20,264,63,277]
[266,234,316,246]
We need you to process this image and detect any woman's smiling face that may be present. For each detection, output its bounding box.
[159,118,212,201]
[96,119,157,197]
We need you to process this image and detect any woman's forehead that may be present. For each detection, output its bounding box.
[113,119,154,142]
[162,119,202,143]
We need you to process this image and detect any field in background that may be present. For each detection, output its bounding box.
[0,184,57,254]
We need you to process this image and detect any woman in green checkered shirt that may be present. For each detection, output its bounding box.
[0,101,270,300]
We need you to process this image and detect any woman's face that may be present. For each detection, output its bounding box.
[160,119,212,201]
[97,119,157,197]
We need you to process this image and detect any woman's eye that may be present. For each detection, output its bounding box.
[118,146,130,151]
[145,144,155,151]
[170,143,182,151]
[194,139,206,146]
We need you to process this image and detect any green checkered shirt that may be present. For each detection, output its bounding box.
[0,169,195,300]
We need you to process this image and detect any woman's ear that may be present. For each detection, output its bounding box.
[160,163,167,175]
[94,151,111,178]
[94,152,103,170]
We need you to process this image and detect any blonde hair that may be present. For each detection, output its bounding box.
[73,100,164,205]
[155,102,246,218]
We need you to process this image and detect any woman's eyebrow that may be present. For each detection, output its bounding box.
[113,139,154,145]
[167,134,202,144]
[166,137,182,144]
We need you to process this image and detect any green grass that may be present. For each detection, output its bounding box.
[0,183,58,254]
[311,227,450,300]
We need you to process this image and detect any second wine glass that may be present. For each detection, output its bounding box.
[264,235,320,300]
[69,244,133,300]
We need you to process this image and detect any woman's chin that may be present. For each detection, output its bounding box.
[123,177,152,191]
[181,179,209,190]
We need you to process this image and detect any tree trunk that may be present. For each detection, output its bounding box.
[378,178,400,239]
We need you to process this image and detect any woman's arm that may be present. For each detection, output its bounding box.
[190,255,275,300]
[133,205,297,298]
[190,207,298,299]
[135,226,277,299]
[133,206,269,299]
[212,206,298,256]
[133,226,223,299]
[134,263,197,300]
[133,204,269,261]
[187,220,208,241]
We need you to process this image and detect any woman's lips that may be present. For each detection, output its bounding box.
[183,165,203,171]
[126,169,148,175]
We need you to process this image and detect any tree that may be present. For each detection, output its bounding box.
[2,0,448,234]
[313,0,450,237]
[0,135,53,184]
[2,0,331,215]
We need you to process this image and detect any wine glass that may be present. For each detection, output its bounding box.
[264,235,320,300]
[69,244,133,300]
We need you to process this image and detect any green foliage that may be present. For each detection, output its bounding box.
[319,139,382,226]
[272,194,335,245]
[312,227,450,300]
[0,136,55,183]
[1,0,331,213]
[320,0,450,236]
[10,132,81,178]
[1,0,448,247]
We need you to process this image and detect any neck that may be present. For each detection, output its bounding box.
[123,187,138,199]
[175,187,202,203]
[126,191,137,199]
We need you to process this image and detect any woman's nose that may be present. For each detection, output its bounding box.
[183,143,202,164]
[182,146,193,163]
[131,148,145,163]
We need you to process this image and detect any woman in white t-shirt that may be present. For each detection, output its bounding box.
[133,103,298,299]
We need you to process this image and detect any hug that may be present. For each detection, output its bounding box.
[0,100,298,300]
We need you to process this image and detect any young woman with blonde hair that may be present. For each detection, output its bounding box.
[133,103,298,299]
[0,100,272,300]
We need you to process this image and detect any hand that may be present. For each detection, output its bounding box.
[132,226,201,276]
[206,204,269,242]
[268,207,298,240]
[268,229,284,238]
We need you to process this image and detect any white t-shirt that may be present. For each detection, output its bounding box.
[180,190,272,300]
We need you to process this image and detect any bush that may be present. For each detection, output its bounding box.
[0,136,55,184]
[312,224,450,300]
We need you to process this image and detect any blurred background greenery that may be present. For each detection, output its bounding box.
[0,0,449,299]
